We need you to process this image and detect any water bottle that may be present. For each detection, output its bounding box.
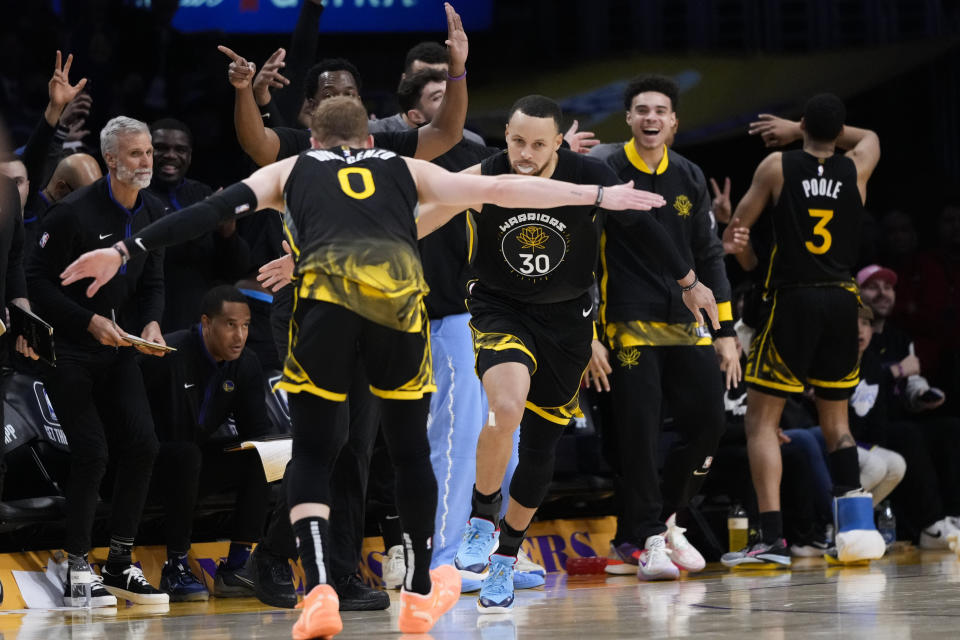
[877,500,896,549]
[70,565,93,609]
[728,504,749,552]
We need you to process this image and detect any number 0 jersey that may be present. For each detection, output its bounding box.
[282,146,427,333]
[471,148,615,304]
[766,150,863,290]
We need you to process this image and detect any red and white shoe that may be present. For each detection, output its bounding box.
[292,584,342,640]
[398,564,461,634]
[665,513,706,572]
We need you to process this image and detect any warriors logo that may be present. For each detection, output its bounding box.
[674,194,692,217]
[498,213,568,278]
[617,347,641,369]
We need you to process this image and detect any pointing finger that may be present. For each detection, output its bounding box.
[217,45,243,63]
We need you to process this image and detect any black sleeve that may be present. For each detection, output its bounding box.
[276,1,325,125]
[373,129,419,157]
[233,352,272,440]
[5,207,27,302]
[591,162,691,281]
[273,127,311,161]
[688,164,735,336]
[21,116,58,189]
[26,205,95,331]
[213,229,252,280]
[136,245,165,329]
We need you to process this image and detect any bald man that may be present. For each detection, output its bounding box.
[24,153,102,251]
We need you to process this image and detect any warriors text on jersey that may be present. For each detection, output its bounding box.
[470,148,614,304]
[282,146,426,332]
[765,150,863,291]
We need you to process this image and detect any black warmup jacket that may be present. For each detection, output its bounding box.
[26,176,165,352]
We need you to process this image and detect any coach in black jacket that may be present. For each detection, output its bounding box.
[27,116,168,604]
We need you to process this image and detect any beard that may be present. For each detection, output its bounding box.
[116,163,153,190]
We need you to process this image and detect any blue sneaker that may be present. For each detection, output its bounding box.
[160,557,209,602]
[513,571,544,590]
[477,554,515,613]
[454,518,499,580]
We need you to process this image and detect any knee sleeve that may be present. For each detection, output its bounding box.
[508,412,565,509]
[286,393,348,507]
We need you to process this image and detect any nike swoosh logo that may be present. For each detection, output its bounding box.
[582,304,594,318]
[233,573,254,587]
[693,470,709,476]
[184,383,195,389]
[134,238,147,252]
[99,233,112,240]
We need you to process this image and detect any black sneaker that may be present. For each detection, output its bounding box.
[213,559,256,599]
[335,573,389,611]
[62,558,118,607]
[160,558,209,602]
[101,565,170,605]
[721,539,791,569]
[250,546,297,609]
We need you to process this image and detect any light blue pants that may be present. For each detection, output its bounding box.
[427,313,519,568]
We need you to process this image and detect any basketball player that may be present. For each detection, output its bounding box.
[719,94,883,566]
[60,96,669,638]
[428,95,719,613]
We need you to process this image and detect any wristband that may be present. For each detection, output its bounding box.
[680,276,699,292]
[447,68,467,81]
[595,185,604,207]
[113,243,129,266]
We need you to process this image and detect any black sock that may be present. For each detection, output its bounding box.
[402,531,434,595]
[293,517,330,591]
[226,543,252,570]
[828,446,861,496]
[495,518,527,558]
[381,514,404,550]
[470,486,502,523]
[167,549,188,564]
[104,535,134,574]
[759,511,783,545]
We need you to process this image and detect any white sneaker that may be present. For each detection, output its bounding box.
[637,535,679,581]
[919,518,959,550]
[835,529,886,562]
[664,514,705,572]
[514,548,545,576]
[382,545,406,589]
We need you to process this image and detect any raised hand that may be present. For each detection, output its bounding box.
[253,48,290,106]
[722,223,750,255]
[564,120,600,154]
[218,45,257,91]
[709,176,732,223]
[748,114,801,148]
[46,51,88,125]
[444,3,468,75]
[600,181,666,211]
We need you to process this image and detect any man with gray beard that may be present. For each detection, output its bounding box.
[27,116,169,607]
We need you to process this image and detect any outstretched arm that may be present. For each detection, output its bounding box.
[413,3,468,161]
[60,159,294,296]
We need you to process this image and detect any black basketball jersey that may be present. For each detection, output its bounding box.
[766,150,863,289]
[282,146,426,332]
[471,148,613,304]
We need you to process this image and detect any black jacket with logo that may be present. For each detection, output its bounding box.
[26,176,165,352]
[601,142,733,334]
[139,326,271,443]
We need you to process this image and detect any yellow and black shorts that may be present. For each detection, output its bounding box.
[277,298,435,401]
[745,286,860,400]
[466,284,593,425]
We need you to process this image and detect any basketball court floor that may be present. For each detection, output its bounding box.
[0,550,958,639]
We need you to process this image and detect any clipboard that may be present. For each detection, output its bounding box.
[9,304,56,366]
[121,333,177,352]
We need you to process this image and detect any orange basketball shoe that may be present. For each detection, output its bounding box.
[292,584,342,640]
[398,565,461,634]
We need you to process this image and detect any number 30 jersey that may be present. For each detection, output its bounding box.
[282,146,427,333]
[766,150,863,290]
[472,148,615,304]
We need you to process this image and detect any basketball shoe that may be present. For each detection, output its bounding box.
[604,541,641,575]
[721,539,791,569]
[638,535,679,581]
[455,518,499,580]
[292,584,341,640]
[477,554,516,613]
[159,556,208,602]
[664,514,705,572]
[382,544,405,589]
[101,565,170,605]
[398,565,461,633]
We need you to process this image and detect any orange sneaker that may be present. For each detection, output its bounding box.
[397,565,461,634]
[292,584,342,640]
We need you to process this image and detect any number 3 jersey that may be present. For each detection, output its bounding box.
[766,150,863,290]
[282,146,427,333]
[471,148,616,304]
